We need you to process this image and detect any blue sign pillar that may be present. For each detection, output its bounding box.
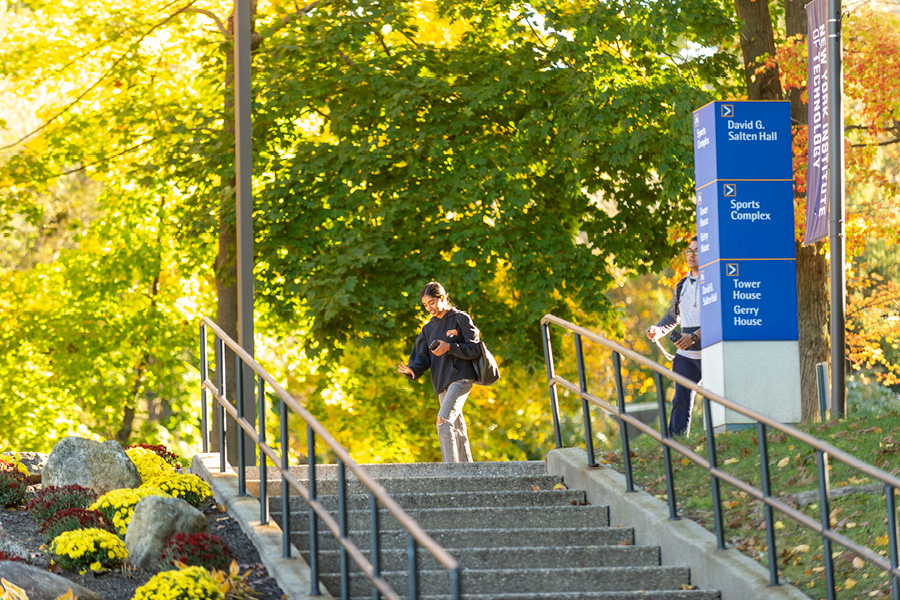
[693,101,802,429]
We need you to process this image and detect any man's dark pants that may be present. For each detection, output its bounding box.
[670,354,702,436]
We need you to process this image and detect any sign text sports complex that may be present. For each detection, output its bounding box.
[693,101,799,346]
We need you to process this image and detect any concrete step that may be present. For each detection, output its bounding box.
[271,504,610,532]
[250,474,564,497]
[269,489,586,513]
[322,565,694,597]
[279,525,635,553]
[311,544,659,572]
[418,592,719,600]
[246,461,547,483]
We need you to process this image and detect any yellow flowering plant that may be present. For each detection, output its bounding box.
[47,527,127,573]
[132,566,224,600]
[125,447,176,481]
[142,473,213,508]
[89,486,168,536]
[0,454,30,477]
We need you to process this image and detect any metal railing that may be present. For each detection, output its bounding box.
[541,314,900,600]
[199,317,461,600]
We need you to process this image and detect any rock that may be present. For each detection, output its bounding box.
[42,437,142,496]
[0,538,30,562]
[124,495,210,569]
[0,561,100,600]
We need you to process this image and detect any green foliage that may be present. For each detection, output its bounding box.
[0,0,739,455]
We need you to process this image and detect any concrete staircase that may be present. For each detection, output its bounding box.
[245,461,720,600]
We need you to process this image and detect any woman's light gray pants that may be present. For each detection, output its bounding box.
[437,379,474,463]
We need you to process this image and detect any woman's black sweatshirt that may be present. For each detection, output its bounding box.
[407,307,481,395]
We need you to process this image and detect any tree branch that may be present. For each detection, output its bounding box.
[186,7,228,39]
[261,0,324,40]
[0,1,202,152]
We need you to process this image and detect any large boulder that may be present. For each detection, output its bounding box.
[0,562,100,600]
[42,437,141,495]
[124,495,210,569]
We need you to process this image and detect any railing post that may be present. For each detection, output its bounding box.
[236,353,247,496]
[541,322,563,448]
[575,334,598,467]
[408,533,419,600]
[886,484,900,600]
[339,459,350,600]
[703,396,725,550]
[612,352,635,493]
[280,398,291,559]
[370,491,381,600]
[449,565,461,600]
[308,425,320,595]
[654,372,678,520]
[757,423,779,586]
[816,450,836,600]
[200,323,209,453]
[216,337,226,473]
[258,375,268,525]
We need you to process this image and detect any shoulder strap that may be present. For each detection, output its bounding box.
[674,277,689,317]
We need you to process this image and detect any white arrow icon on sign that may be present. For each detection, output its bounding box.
[722,104,734,117]
[726,263,739,277]
[724,184,736,196]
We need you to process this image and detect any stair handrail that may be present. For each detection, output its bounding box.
[541,314,900,600]
[199,317,461,600]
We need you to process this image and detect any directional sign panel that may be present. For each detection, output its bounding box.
[696,180,796,263]
[693,101,794,188]
[699,259,799,345]
[693,101,799,345]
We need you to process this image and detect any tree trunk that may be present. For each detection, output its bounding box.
[785,0,830,421]
[796,241,829,420]
[734,0,782,100]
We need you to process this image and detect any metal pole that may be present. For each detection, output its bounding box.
[258,375,268,525]
[308,425,320,595]
[370,492,381,600]
[280,399,291,559]
[234,0,257,458]
[612,352,635,493]
[827,0,846,418]
[541,323,563,448]
[575,334,598,467]
[236,354,246,496]
[200,324,209,453]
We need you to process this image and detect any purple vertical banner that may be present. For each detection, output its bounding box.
[804,0,830,245]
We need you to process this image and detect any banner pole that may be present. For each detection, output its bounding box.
[827,0,846,417]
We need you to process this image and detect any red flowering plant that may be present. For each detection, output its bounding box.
[125,443,180,468]
[39,507,117,543]
[26,485,97,524]
[159,532,234,571]
[0,463,28,508]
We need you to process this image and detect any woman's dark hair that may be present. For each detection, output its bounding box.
[420,281,447,300]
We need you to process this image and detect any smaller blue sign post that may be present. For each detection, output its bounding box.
[692,101,801,429]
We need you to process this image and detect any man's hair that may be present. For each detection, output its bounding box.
[691,235,698,242]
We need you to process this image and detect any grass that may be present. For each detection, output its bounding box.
[597,411,900,600]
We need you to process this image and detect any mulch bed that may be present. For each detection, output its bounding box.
[0,487,286,600]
